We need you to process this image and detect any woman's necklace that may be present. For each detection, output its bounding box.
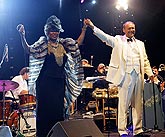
[47,41,66,66]
[49,41,59,49]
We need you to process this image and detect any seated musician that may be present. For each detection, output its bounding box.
[93,63,109,89]
[5,67,29,101]
[92,63,109,112]
[145,66,164,88]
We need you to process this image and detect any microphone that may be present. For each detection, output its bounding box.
[5,44,8,62]
[16,24,23,31]
[90,55,93,66]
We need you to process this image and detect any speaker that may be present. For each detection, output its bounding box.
[47,119,104,137]
[0,126,12,137]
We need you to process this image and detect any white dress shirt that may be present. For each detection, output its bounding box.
[5,75,28,99]
[125,38,140,74]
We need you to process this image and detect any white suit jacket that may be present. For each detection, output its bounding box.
[93,26,153,87]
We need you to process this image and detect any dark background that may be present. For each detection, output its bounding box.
[0,0,164,80]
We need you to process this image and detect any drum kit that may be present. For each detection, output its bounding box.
[0,80,36,137]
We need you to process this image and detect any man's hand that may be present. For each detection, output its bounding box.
[149,75,155,83]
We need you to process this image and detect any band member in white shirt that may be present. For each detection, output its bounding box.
[5,67,29,100]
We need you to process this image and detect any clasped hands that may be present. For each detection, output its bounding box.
[84,18,94,29]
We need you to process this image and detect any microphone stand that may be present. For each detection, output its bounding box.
[2,83,6,126]
[0,44,8,68]
[107,89,111,137]
[104,88,111,137]
[9,90,31,132]
[90,55,93,66]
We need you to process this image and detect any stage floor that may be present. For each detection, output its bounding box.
[70,111,165,137]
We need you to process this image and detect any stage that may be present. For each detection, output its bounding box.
[69,111,165,137]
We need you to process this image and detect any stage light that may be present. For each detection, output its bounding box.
[81,0,83,3]
[59,0,62,9]
[0,0,4,11]
[115,0,128,10]
[81,0,96,4]
[91,0,96,5]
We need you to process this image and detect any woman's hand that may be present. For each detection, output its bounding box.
[17,24,25,36]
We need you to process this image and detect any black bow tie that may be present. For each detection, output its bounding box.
[127,38,133,42]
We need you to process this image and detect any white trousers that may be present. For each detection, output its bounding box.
[118,69,143,135]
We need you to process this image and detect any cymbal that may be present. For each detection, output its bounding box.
[0,80,19,92]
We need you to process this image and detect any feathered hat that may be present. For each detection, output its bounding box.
[44,15,64,36]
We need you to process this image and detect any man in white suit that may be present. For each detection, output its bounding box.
[84,19,154,137]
